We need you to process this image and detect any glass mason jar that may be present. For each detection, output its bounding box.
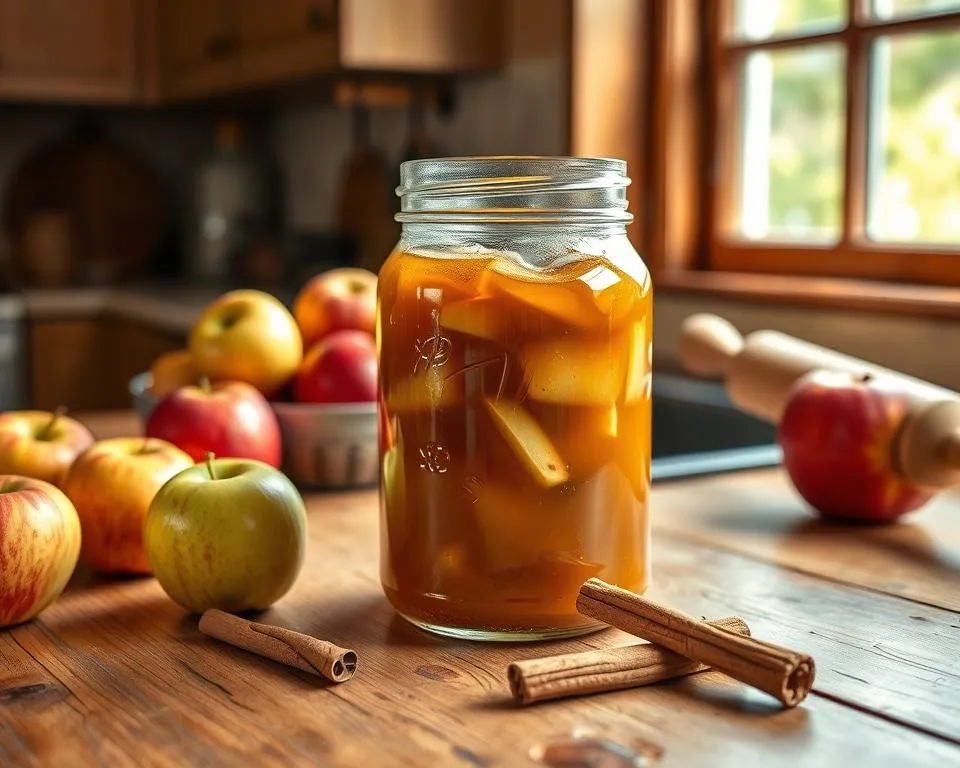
[377,157,652,641]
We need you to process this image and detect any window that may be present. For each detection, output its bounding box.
[710,0,960,284]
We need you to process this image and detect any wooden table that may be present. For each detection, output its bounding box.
[3,412,959,767]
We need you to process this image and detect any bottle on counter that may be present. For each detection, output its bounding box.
[189,118,268,285]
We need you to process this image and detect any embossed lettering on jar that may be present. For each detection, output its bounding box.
[377,157,652,641]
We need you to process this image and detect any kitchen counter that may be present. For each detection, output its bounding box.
[19,285,227,334]
[2,411,958,767]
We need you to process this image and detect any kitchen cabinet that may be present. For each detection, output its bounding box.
[158,0,504,101]
[28,316,183,412]
[0,0,140,103]
[236,0,338,88]
[28,319,108,413]
[102,319,185,409]
[156,0,241,100]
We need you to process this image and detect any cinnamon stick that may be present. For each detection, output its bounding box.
[198,609,358,684]
[509,616,750,705]
[576,579,815,707]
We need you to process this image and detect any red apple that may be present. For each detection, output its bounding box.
[145,380,282,467]
[0,409,94,488]
[0,475,81,627]
[778,370,934,523]
[294,330,378,404]
[61,437,194,574]
[293,267,377,349]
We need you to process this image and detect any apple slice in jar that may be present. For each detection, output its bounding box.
[472,480,577,571]
[616,402,651,501]
[577,263,639,328]
[396,254,493,305]
[480,258,604,330]
[483,398,568,488]
[623,319,651,403]
[380,422,408,578]
[522,336,626,405]
[386,366,462,413]
[439,296,506,341]
[545,402,619,480]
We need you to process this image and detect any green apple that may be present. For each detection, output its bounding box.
[143,455,307,613]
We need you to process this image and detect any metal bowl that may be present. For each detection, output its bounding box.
[129,371,158,424]
[129,373,379,490]
[271,400,379,490]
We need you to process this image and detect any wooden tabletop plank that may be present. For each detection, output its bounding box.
[647,530,960,744]
[3,411,955,766]
[4,481,960,767]
[651,469,960,613]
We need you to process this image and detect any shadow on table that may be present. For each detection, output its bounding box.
[780,518,959,571]
[692,490,957,573]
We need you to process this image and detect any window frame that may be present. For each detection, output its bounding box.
[570,0,960,303]
[709,0,960,285]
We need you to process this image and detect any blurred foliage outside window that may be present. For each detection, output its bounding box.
[733,0,960,245]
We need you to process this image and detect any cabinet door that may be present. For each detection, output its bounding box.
[29,320,107,412]
[158,0,242,99]
[102,320,185,409]
[0,0,139,102]
[339,0,504,73]
[237,0,337,86]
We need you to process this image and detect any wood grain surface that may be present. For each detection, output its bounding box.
[2,412,958,767]
[652,470,960,611]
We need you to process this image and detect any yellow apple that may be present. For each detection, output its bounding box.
[144,455,307,613]
[190,290,303,396]
[0,475,81,627]
[149,349,199,398]
[61,437,194,574]
[0,409,95,488]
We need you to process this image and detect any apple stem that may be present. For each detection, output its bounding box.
[205,451,217,480]
[37,406,67,440]
[138,436,151,454]
[198,376,211,394]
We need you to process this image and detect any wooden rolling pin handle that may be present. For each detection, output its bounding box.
[678,313,744,378]
[943,431,960,468]
[897,400,960,489]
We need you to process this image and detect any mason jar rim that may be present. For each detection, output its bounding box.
[396,156,633,225]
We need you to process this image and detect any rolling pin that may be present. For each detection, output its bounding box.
[678,313,960,489]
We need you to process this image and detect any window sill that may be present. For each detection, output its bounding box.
[655,270,960,319]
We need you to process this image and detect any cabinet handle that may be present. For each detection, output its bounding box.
[306,4,333,31]
[205,34,238,59]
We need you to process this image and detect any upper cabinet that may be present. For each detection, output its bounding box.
[159,0,504,101]
[157,0,241,99]
[0,0,504,105]
[236,0,338,88]
[0,0,140,103]
[338,0,503,73]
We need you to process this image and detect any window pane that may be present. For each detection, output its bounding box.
[736,45,845,242]
[734,0,846,41]
[868,29,960,244]
[868,0,960,21]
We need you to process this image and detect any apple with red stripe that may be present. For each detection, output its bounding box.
[62,437,194,574]
[293,267,377,351]
[0,475,81,627]
[0,408,94,488]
